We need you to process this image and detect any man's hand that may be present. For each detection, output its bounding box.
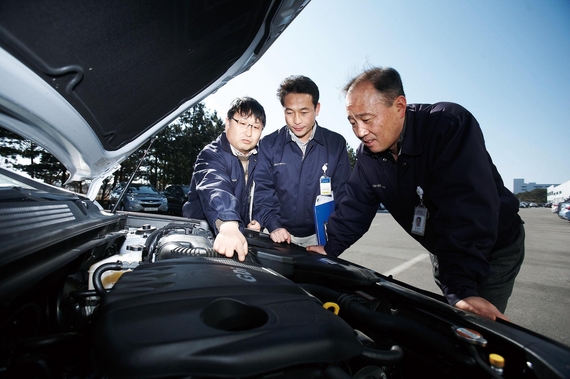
[270,228,291,244]
[455,296,510,321]
[246,220,261,231]
[213,221,248,261]
[306,245,327,255]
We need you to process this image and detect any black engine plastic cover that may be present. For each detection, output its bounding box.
[93,257,364,378]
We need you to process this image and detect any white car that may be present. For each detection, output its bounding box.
[558,202,570,221]
[0,2,569,378]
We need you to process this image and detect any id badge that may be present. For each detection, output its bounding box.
[320,163,332,196]
[411,205,428,236]
[320,176,331,196]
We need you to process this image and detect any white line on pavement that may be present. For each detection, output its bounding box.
[382,253,430,277]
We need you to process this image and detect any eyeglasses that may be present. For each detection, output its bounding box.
[232,117,262,131]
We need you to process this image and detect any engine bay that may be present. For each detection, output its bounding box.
[1,208,569,379]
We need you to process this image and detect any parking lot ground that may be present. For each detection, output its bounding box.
[341,207,570,347]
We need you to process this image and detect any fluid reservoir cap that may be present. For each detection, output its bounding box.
[489,353,505,368]
[126,244,144,251]
[452,326,488,346]
[136,225,157,235]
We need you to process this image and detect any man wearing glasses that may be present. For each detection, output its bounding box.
[183,97,265,261]
[254,76,352,247]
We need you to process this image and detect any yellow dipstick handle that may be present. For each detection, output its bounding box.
[323,302,340,315]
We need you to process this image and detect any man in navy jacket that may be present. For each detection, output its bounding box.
[183,97,265,261]
[308,67,524,321]
[254,75,352,246]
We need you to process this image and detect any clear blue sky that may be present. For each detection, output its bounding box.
[204,0,570,192]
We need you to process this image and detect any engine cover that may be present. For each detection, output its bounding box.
[93,257,364,378]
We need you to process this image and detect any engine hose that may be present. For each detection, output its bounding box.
[143,228,164,261]
[156,243,218,260]
[69,290,98,302]
[173,246,218,257]
[93,261,123,297]
[361,345,404,366]
[299,284,456,360]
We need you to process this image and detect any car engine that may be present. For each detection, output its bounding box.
[1,201,568,378]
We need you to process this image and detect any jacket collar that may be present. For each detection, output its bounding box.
[283,121,325,146]
[400,106,422,156]
[219,132,232,153]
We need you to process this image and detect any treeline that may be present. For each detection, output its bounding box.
[0,103,224,201]
[106,103,225,193]
[0,128,69,186]
[516,188,547,204]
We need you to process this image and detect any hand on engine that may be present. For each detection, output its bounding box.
[455,296,510,321]
[246,219,261,231]
[213,221,248,261]
[306,245,327,255]
[270,227,291,244]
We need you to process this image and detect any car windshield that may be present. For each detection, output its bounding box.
[128,185,159,194]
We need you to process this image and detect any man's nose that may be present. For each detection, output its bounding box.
[293,113,302,124]
[353,123,368,138]
[244,125,253,136]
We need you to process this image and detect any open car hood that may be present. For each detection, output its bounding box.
[0,0,308,195]
[2,2,570,379]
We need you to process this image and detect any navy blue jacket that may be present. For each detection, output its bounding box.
[183,132,257,233]
[253,123,352,237]
[324,103,521,305]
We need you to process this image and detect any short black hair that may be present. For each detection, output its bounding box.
[276,75,319,107]
[227,97,266,126]
[343,67,405,106]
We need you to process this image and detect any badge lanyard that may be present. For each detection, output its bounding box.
[320,163,332,196]
[411,186,428,236]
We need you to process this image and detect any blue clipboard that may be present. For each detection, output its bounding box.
[314,194,335,245]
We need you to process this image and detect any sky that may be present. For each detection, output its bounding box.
[204,0,570,192]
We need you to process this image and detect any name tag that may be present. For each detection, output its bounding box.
[411,205,428,236]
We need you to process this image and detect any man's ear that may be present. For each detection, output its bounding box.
[395,96,407,118]
[225,118,230,131]
[315,102,321,117]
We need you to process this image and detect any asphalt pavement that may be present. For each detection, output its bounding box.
[340,206,570,347]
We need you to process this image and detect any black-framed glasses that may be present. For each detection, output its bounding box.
[232,117,262,131]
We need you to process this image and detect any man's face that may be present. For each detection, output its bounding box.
[346,82,406,154]
[225,113,263,154]
[283,93,320,143]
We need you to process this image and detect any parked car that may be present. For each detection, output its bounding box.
[528,202,538,207]
[163,184,190,216]
[1,2,569,379]
[558,202,570,221]
[108,182,168,213]
[552,201,570,215]
[519,201,528,208]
